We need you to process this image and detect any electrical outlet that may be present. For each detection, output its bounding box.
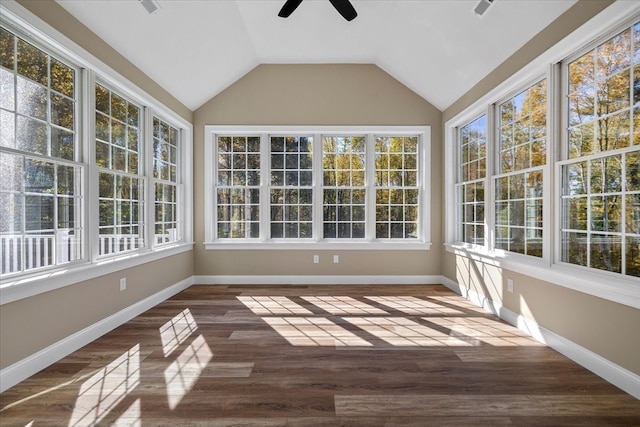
[120,277,127,291]
[507,279,514,293]
[333,255,339,264]
[313,255,320,264]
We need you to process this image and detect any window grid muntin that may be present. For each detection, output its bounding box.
[322,136,367,239]
[153,117,181,245]
[269,136,313,239]
[95,83,144,256]
[0,25,83,276]
[494,79,547,257]
[457,115,487,245]
[216,135,261,239]
[561,20,640,278]
[374,136,419,239]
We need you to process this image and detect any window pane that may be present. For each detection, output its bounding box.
[626,236,640,277]
[17,76,47,121]
[50,58,74,98]
[0,27,15,70]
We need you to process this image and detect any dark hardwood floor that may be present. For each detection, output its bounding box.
[1,284,639,426]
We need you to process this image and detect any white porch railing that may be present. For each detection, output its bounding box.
[1,231,80,276]
[1,230,176,275]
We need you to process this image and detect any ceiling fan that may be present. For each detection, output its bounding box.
[278,0,358,21]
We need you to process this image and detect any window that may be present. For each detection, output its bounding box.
[375,136,420,239]
[205,126,430,249]
[322,136,366,239]
[0,12,192,299]
[561,21,640,277]
[495,80,547,257]
[153,117,182,245]
[216,135,261,239]
[96,83,144,255]
[270,135,313,239]
[1,26,83,274]
[445,6,640,308]
[456,115,486,246]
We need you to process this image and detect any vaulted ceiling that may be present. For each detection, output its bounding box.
[56,0,577,111]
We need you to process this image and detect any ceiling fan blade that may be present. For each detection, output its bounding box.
[278,0,304,18]
[328,0,357,21]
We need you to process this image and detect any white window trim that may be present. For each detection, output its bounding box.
[204,126,431,250]
[444,1,640,309]
[0,1,194,305]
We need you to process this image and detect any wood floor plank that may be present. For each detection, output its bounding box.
[2,284,638,426]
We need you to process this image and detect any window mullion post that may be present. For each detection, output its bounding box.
[205,131,215,242]
[84,69,99,264]
[260,133,269,242]
[176,128,185,243]
[313,133,323,242]
[420,129,431,244]
[486,106,496,252]
[144,108,154,250]
[365,133,376,242]
[547,62,561,267]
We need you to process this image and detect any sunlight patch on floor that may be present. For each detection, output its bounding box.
[366,296,464,315]
[68,345,140,426]
[263,317,373,347]
[159,308,198,357]
[237,296,313,315]
[428,296,489,313]
[112,398,141,427]
[164,334,213,410]
[427,317,544,346]
[302,296,388,315]
[343,317,474,347]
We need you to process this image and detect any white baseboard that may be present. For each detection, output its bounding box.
[193,275,444,285]
[0,276,193,393]
[450,280,640,400]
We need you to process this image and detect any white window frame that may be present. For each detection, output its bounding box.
[444,1,640,309]
[94,81,146,257]
[151,115,184,247]
[492,77,549,259]
[455,114,489,250]
[0,1,193,305]
[204,126,431,250]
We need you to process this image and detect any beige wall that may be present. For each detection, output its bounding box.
[442,0,640,376]
[193,64,443,276]
[1,252,193,368]
[1,1,195,370]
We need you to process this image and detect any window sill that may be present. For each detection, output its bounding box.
[444,243,640,309]
[204,240,432,251]
[0,242,194,305]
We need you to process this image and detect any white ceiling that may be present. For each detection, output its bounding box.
[56,0,577,112]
